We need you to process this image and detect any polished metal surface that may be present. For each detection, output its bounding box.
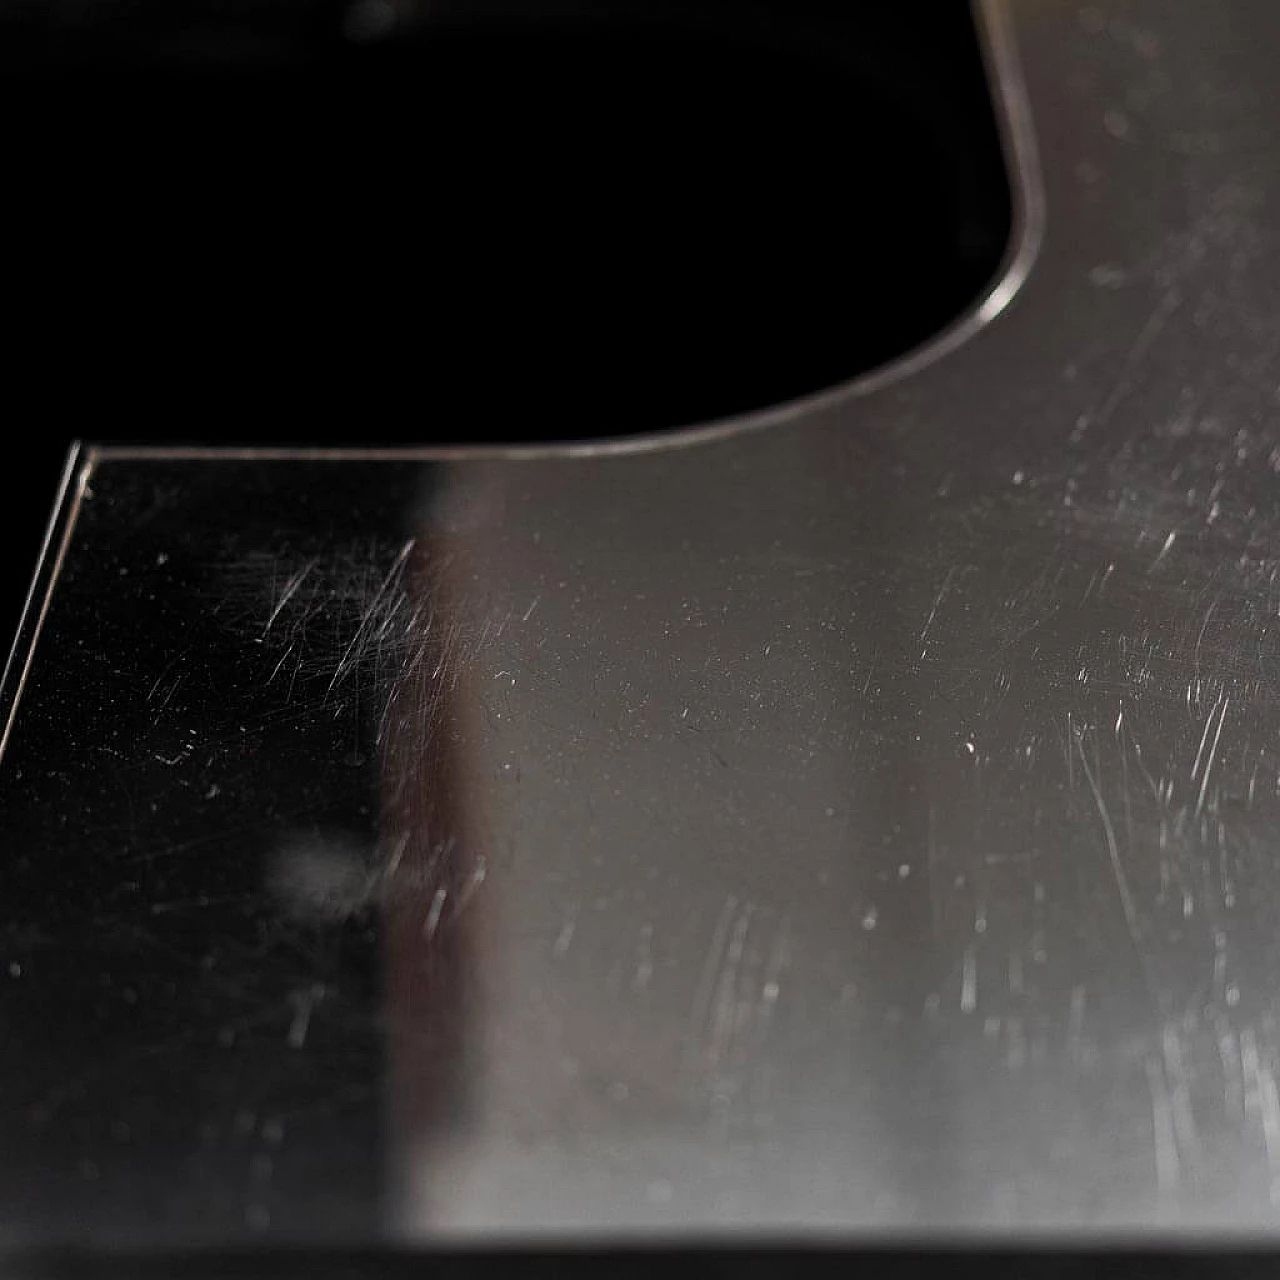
[4,0,1280,1250]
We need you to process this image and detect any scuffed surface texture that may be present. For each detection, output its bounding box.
[4,0,1280,1248]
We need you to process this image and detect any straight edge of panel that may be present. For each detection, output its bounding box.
[0,444,92,763]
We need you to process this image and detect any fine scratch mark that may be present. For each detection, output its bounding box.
[146,653,184,703]
[1072,288,1181,441]
[326,540,415,694]
[287,985,323,1050]
[153,673,185,717]
[266,642,295,687]
[1195,694,1230,818]
[919,566,959,648]
[1151,530,1177,571]
[1194,600,1217,681]
[383,831,409,881]
[1076,731,1142,953]
[423,887,447,940]
[1191,689,1223,780]
[263,559,315,636]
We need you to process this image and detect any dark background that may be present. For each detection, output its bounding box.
[0,0,1012,655]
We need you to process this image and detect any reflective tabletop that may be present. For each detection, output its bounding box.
[4,0,1280,1257]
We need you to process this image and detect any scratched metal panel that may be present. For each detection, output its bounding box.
[3,0,1280,1252]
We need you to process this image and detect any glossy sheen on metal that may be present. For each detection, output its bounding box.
[4,0,1280,1251]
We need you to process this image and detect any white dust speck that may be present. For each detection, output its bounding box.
[268,834,374,923]
[1104,109,1131,139]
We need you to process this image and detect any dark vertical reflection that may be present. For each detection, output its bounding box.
[0,463,463,1243]
[370,437,980,1228]
[377,491,486,1225]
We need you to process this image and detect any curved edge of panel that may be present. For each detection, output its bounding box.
[93,0,1046,466]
